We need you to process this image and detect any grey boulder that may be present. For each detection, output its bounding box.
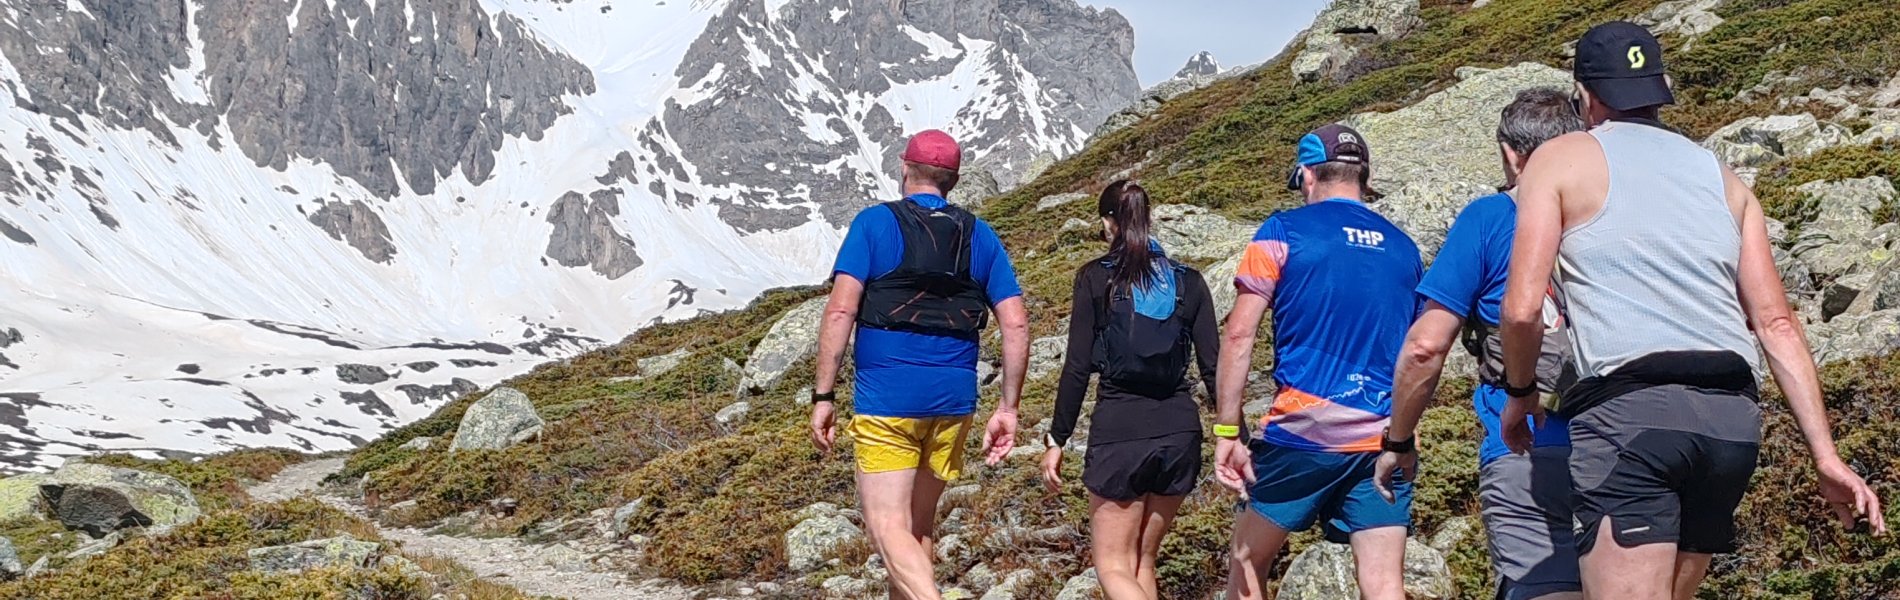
[39,462,201,537]
[449,387,545,452]
[247,535,384,574]
[1055,568,1101,600]
[0,474,48,521]
[635,348,692,381]
[1278,538,1455,600]
[1344,62,1572,255]
[1703,113,1853,167]
[740,297,828,396]
[1293,0,1423,83]
[1151,204,1254,261]
[786,502,862,573]
[0,536,19,580]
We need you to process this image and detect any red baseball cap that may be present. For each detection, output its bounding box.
[901,129,961,172]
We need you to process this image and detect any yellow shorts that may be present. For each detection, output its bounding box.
[848,415,973,481]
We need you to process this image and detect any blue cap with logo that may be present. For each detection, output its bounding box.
[1287,123,1371,190]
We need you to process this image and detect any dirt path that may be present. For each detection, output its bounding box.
[248,459,696,600]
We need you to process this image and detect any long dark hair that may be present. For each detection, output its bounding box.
[1097,180,1159,292]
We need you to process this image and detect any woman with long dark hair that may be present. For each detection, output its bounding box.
[1040,180,1220,599]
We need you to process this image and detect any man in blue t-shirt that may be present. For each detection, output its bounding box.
[1374,88,1584,600]
[809,130,1029,600]
[1216,124,1423,600]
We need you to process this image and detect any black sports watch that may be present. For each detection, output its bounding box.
[812,390,837,403]
[1501,379,1538,398]
[1381,427,1415,454]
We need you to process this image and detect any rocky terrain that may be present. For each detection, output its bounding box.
[0,0,1141,470]
[2,0,1899,598]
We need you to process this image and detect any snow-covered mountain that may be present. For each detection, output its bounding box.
[0,0,1139,469]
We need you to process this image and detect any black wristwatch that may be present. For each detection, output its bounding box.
[1501,379,1538,398]
[1381,427,1416,454]
[812,390,837,403]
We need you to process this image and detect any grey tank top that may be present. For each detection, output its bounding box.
[1558,121,1759,378]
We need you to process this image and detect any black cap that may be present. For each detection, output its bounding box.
[1573,21,1674,111]
[1286,123,1371,190]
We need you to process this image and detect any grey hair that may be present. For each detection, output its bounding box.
[1497,87,1584,156]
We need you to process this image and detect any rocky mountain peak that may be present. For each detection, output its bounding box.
[1175,51,1222,79]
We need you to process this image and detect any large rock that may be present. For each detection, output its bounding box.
[740,297,828,396]
[1789,177,1898,282]
[247,535,384,574]
[1278,539,1455,600]
[1206,252,1243,321]
[978,569,1038,600]
[1152,204,1254,261]
[1037,192,1092,212]
[1055,568,1101,600]
[1344,63,1573,255]
[1028,335,1068,382]
[715,401,753,427]
[0,536,20,580]
[1293,0,1423,83]
[1873,72,1900,109]
[449,387,545,452]
[786,502,862,573]
[38,462,201,537]
[1704,113,1853,168]
[635,348,692,381]
[0,474,48,521]
[950,168,1004,210]
[1635,0,1726,39]
[1809,309,1900,365]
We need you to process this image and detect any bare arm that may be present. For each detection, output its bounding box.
[1217,293,1270,430]
[1729,168,1832,462]
[1729,167,1886,532]
[1387,304,1463,441]
[993,296,1030,413]
[1500,140,1572,394]
[814,275,864,396]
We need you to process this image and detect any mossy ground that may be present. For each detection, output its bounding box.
[0,449,533,599]
[19,0,1900,596]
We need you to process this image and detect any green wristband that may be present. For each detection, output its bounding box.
[1213,424,1242,439]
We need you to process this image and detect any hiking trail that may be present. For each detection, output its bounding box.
[248,459,697,600]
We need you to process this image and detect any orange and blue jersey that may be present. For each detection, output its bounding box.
[1235,198,1421,453]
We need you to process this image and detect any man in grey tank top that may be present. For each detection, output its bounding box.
[1497,21,1886,600]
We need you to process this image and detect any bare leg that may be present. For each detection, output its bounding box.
[1225,507,1292,600]
[1135,494,1186,599]
[1347,526,1408,600]
[1089,493,1149,600]
[859,469,941,600]
[1577,516,1675,600]
[1671,553,1713,600]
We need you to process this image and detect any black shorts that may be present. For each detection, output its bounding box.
[1082,431,1202,501]
[1568,384,1761,555]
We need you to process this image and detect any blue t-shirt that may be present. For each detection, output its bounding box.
[1414,193,1570,466]
[1236,199,1423,453]
[833,194,1023,418]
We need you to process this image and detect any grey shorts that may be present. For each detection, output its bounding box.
[1568,385,1761,555]
[1479,447,1581,600]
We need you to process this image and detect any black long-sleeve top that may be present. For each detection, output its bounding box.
[1049,259,1220,447]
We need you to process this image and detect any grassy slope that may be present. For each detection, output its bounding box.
[0,450,532,599]
[17,0,1900,597]
[333,0,1900,597]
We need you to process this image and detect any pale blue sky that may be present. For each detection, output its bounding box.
[1086,0,1332,85]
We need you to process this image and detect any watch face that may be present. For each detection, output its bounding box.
[1044,433,1059,449]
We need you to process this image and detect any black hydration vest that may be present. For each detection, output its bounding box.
[857,200,991,336]
[1092,260,1192,396]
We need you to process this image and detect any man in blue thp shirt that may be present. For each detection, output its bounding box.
[810,130,1030,600]
[1374,89,1584,600]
